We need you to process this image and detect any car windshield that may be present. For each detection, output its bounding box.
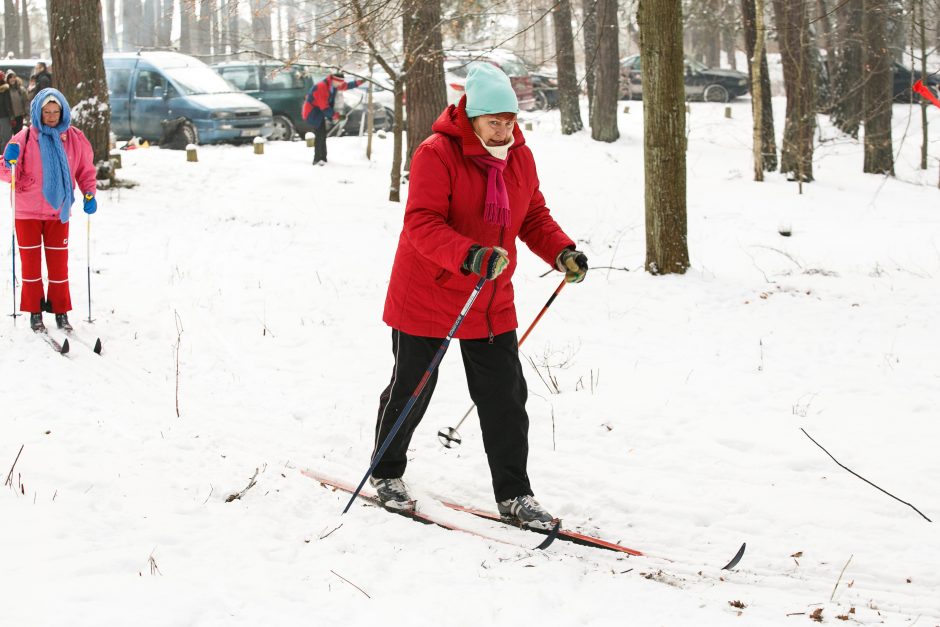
[165,67,237,95]
[497,57,527,77]
[686,58,709,73]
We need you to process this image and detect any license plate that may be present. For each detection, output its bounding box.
[240,129,260,137]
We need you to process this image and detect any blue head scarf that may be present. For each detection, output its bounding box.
[30,88,75,223]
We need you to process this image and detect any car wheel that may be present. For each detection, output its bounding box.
[534,90,549,110]
[703,84,729,103]
[180,121,198,145]
[269,115,295,141]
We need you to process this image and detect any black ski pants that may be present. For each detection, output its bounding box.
[371,328,532,502]
[312,119,328,164]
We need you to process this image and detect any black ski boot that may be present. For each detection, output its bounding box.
[55,313,73,331]
[30,312,45,332]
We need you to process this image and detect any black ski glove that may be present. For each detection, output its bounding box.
[557,249,588,283]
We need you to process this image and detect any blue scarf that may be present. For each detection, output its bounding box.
[30,88,75,223]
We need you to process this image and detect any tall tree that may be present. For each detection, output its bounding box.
[862,0,894,174]
[198,0,212,56]
[104,0,117,51]
[403,0,447,169]
[48,0,111,177]
[4,0,20,56]
[20,0,30,57]
[581,0,598,116]
[590,0,619,142]
[251,0,274,56]
[553,0,583,134]
[830,0,863,137]
[638,0,689,275]
[180,0,195,53]
[741,0,777,171]
[772,0,816,182]
[159,0,174,47]
[228,0,240,54]
[123,0,143,50]
[143,0,158,47]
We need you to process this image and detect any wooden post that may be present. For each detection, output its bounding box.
[524,121,533,131]
[253,137,265,155]
[186,144,198,162]
[305,132,315,147]
[623,105,630,113]
[110,150,122,169]
[725,106,732,118]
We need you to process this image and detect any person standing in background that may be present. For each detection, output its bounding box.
[301,71,363,166]
[6,71,30,132]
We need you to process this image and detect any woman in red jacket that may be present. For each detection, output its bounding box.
[371,63,589,528]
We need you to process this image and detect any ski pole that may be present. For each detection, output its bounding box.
[437,276,568,448]
[86,216,93,323]
[343,275,489,514]
[9,163,17,319]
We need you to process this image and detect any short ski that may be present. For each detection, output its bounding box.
[437,498,644,556]
[35,329,70,355]
[302,469,557,551]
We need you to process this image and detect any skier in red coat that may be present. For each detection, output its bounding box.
[371,63,589,529]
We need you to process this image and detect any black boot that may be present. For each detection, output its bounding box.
[30,312,45,332]
[55,313,73,331]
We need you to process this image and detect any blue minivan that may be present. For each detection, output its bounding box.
[104,51,274,144]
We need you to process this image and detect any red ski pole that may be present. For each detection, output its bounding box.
[437,277,568,448]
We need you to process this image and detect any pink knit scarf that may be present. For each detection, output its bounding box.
[470,155,511,228]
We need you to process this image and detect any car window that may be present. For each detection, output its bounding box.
[107,68,132,95]
[686,58,709,73]
[135,70,167,97]
[497,57,527,77]
[220,67,258,91]
[263,69,302,90]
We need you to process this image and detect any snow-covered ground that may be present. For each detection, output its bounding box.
[2,98,939,626]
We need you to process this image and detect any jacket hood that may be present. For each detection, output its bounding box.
[430,95,526,157]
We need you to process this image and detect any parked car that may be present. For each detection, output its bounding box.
[212,60,395,140]
[892,62,940,103]
[529,70,558,110]
[105,51,273,145]
[444,49,537,111]
[620,54,749,103]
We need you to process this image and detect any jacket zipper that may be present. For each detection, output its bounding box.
[484,226,505,344]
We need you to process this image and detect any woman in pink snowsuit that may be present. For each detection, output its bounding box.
[1,88,97,332]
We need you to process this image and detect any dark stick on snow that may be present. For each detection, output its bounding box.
[4,444,24,487]
[801,428,932,522]
[225,468,259,502]
[330,569,371,598]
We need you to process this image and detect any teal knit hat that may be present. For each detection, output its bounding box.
[464,63,518,118]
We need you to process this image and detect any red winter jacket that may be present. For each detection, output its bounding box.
[382,97,575,340]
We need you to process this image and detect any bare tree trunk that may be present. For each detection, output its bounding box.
[918,0,928,170]
[198,0,211,56]
[816,0,833,88]
[772,0,816,183]
[749,0,766,180]
[590,0,619,142]
[251,0,274,56]
[5,0,20,56]
[104,0,117,51]
[553,0,583,134]
[741,0,777,171]
[287,1,297,59]
[404,0,446,171]
[123,0,143,50]
[862,0,895,175]
[228,0,240,53]
[180,0,195,53]
[638,0,689,275]
[49,0,112,177]
[581,0,598,116]
[20,0,31,57]
[143,0,157,47]
[830,0,863,137]
[159,0,174,47]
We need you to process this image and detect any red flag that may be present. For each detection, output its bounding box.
[913,80,940,109]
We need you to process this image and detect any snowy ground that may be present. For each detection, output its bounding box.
[2,98,939,626]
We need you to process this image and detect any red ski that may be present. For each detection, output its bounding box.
[436,498,644,556]
[301,468,558,551]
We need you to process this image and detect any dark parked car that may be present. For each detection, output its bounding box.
[620,55,749,103]
[212,60,394,140]
[892,62,940,102]
[529,71,558,110]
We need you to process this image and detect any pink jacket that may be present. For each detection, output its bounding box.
[0,127,96,221]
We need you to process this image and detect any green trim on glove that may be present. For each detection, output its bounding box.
[558,249,588,283]
[463,245,510,280]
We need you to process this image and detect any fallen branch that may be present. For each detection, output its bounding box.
[330,569,371,598]
[5,445,24,487]
[225,468,259,503]
[830,554,853,602]
[801,428,932,522]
